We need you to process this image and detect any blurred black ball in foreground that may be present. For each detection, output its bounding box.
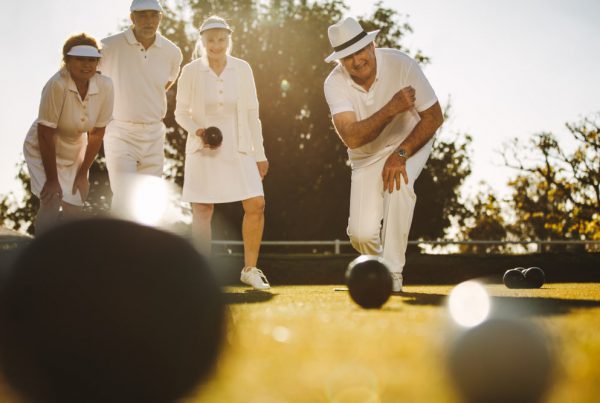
[0,218,225,403]
[346,255,393,309]
[447,317,554,403]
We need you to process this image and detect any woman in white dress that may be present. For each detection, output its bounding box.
[175,16,270,290]
[23,33,114,235]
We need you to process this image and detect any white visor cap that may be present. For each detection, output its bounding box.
[66,45,102,58]
[199,17,232,34]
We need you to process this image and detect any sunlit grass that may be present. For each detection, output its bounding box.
[188,283,600,403]
[2,283,598,402]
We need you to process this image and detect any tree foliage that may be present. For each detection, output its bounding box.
[456,189,508,254]
[500,115,600,249]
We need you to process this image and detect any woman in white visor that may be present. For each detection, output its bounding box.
[23,33,114,235]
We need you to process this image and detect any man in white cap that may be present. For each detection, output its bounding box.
[323,17,444,292]
[99,0,183,210]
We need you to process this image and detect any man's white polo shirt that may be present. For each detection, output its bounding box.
[99,28,183,124]
[324,48,438,168]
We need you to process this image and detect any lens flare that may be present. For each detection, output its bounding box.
[112,175,172,227]
[448,281,491,327]
[129,177,169,225]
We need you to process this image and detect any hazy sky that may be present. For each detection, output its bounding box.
[1,0,599,199]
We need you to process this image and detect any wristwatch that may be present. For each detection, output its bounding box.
[397,148,407,159]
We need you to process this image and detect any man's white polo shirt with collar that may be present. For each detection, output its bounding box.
[324,48,438,169]
[99,28,183,126]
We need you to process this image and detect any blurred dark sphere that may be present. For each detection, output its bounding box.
[0,218,225,403]
[447,318,554,403]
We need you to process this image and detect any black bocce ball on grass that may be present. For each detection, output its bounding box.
[523,266,545,288]
[503,266,545,289]
[0,218,225,403]
[346,255,393,309]
[204,126,223,147]
[503,267,526,289]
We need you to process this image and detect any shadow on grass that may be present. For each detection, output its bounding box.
[399,291,600,317]
[222,290,276,304]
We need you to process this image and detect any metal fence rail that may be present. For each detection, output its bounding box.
[213,239,600,254]
[3,237,599,253]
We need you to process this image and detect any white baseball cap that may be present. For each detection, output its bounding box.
[130,0,163,12]
[66,45,102,58]
[199,16,232,34]
[325,17,379,63]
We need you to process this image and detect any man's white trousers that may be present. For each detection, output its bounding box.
[104,120,166,209]
[347,139,433,274]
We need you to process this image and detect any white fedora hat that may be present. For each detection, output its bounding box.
[324,17,379,63]
[66,45,102,58]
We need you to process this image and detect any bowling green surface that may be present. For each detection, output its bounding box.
[0,280,598,402]
[188,283,600,403]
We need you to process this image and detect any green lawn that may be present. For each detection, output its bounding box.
[187,283,600,403]
[0,283,598,403]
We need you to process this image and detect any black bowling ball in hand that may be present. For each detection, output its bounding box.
[204,126,223,148]
[346,255,393,309]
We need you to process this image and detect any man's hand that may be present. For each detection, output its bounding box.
[385,86,416,116]
[382,152,408,193]
[257,160,269,179]
[40,179,62,204]
[72,171,90,203]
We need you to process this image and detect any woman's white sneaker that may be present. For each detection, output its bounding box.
[240,267,271,290]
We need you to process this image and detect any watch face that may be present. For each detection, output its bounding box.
[398,149,407,158]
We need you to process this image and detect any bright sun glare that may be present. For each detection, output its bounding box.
[448,281,491,328]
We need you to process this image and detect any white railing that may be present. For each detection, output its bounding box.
[3,237,599,253]
[213,239,600,254]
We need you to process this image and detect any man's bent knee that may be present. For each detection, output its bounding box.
[347,224,381,254]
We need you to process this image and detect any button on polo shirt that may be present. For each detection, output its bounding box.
[100,28,183,123]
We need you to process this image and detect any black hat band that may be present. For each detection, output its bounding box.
[333,31,368,52]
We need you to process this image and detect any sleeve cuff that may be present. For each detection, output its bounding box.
[37,120,58,129]
[415,97,438,113]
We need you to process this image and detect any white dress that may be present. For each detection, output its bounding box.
[182,65,263,203]
[23,69,114,206]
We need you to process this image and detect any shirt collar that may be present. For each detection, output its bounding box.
[125,27,164,48]
[197,55,235,71]
[63,68,100,96]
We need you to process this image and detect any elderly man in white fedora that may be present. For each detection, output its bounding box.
[323,16,444,292]
[99,0,182,211]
